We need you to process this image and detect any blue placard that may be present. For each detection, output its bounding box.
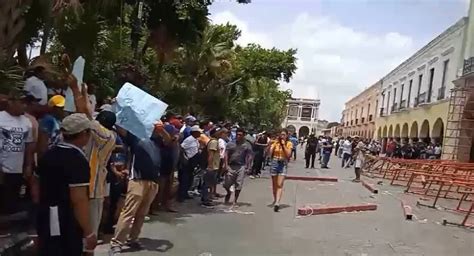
[113,83,168,139]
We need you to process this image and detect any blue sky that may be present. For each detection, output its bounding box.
[209,0,470,121]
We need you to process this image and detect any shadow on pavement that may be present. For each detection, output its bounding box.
[121,238,174,253]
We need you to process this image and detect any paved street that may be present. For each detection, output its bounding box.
[97,153,473,256]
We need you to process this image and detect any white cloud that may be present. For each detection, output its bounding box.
[210,11,417,121]
[211,11,273,48]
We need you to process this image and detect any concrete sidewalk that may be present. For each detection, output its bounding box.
[96,154,473,256]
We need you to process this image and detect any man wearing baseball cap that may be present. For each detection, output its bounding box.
[37,95,66,158]
[36,113,97,255]
[0,89,35,216]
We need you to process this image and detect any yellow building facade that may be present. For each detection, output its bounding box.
[374,18,468,147]
[341,81,380,139]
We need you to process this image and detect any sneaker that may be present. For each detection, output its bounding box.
[273,204,280,212]
[109,245,122,255]
[201,201,216,208]
[249,175,255,179]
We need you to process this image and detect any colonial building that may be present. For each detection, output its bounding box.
[341,81,381,139]
[375,17,468,150]
[282,98,320,137]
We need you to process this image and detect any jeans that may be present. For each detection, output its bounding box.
[305,151,316,168]
[291,149,297,160]
[252,150,264,175]
[322,153,330,167]
[201,170,217,202]
[342,153,352,168]
[178,155,198,201]
[0,173,23,214]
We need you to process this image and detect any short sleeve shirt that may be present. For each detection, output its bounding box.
[226,141,252,167]
[207,139,220,170]
[84,120,116,198]
[271,141,292,160]
[36,143,90,247]
[0,111,33,174]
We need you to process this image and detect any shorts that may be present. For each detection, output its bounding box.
[223,166,245,191]
[270,159,288,176]
[203,170,218,187]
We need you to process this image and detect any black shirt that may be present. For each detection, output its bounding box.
[36,143,90,256]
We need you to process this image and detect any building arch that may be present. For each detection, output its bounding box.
[410,121,418,139]
[286,125,296,135]
[377,128,382,139]
[382,126,388,137]
[298,126,310,138]
[401,123,409,138]
[420,120,430,140]
[431,118,444,143]
[394,124,401,138]
[388,125,393,138]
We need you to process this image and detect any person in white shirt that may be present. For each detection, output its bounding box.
[341,137,352,168]
[178,125,202,202]
[0,90,35,215]
[24,66,48,106]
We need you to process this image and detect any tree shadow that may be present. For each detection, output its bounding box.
[121,238,174,253]
[147,198,254,225]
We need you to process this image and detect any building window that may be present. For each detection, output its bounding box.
[416,74,423,106]
[387,91,391,113]
[427,68,434,103]
[367,103,371,118]
[399,84,404,108]
[439,60,449,100]
[407,79,412,108]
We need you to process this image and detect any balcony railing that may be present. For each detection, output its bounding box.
[418,92,427,104]
[300,117,311,121]
[391,103,398,112]
[287,116,297,120]
[399,100,406,110]
[463,57,474,76]
[437,87,446,100]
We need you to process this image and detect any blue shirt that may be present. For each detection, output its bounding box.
[289,136,298,149]
[39,114,61,147]
[124,132,161,182]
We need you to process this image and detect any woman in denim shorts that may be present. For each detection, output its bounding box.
[269,129,292,212]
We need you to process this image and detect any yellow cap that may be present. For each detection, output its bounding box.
[48,95,65,108]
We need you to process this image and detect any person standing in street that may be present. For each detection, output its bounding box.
[36,113,96,256]
[251,132,268,178]
[200,127,221,207]
[0,89,35,216]
[269,129,292,212]
[223,128,253,207]
[68,75,117,237]
[341,137,352,168]
[289,133,298,161]
[177,126,202,202]
[305,134,318,168]
[37,95,65,158]
[109,122,170,255]
[320,138,333,169]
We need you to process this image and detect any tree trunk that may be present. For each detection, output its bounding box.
[17,43,28,67]
[155,51,165,87]
[40,21,52,54]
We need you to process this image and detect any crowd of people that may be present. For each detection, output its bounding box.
[0,67,298,255]
[0,65,446,256]
[384,138,443,159]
